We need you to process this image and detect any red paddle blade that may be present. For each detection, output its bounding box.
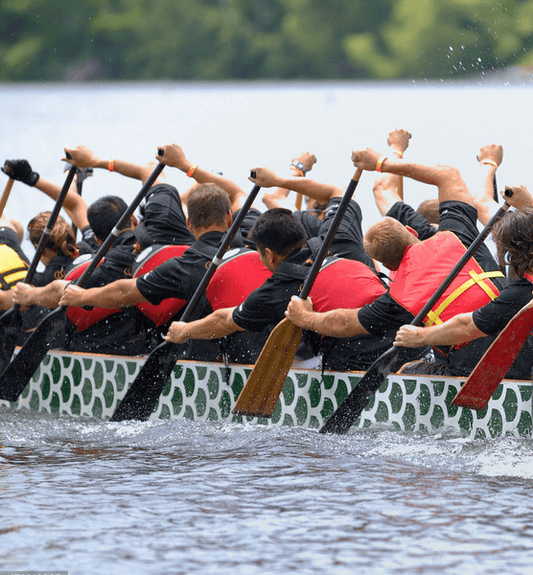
[452,298,533,410]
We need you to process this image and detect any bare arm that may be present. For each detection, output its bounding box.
[58,278,147,309]
[393,312,487,348]
[157,144,249,211]
[262,152,317,210]
[34,177,90,231]
[372,174,403,216]
[472,144,503,225]
[284,295,369,338]
[0,289,14,310]
[63,146,158,184]
[351,148,473,206]
[13,280,68,309]
[164,307,245,343]
[250,168,343,203]
[502,184,533,208]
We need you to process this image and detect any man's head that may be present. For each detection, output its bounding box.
[417,199,439,226]
[87,195,131,242]
[364,216,419,271]
[492,207,533,279]
[186,184,232,232]
[250,208,307,270]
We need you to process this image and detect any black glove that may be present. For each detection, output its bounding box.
[1,159,39,186]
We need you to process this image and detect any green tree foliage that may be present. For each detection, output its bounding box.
[1,0,532,81]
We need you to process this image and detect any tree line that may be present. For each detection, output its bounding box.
[1,0,532,82]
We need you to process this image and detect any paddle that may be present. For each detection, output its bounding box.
[319,200,512,435]
[451,297,533,410]
[232,168,363,419]
[0,160,165,402]
[0,175,15,219]
[0,163,78,367]
[110,179,263,422]
[397,176,404,200]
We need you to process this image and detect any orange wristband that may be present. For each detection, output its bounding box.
[187,165,198,178]
[108,159,115,172]
[392,150,403,158]
[376,156,388,173]
[480,159,498,169]
[290,165,305,177]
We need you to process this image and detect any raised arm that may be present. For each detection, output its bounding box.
[351,148,473,206]
[262,152,317,210]
[249,167,343,203]
[472,144,503,225]
[373,129,412,215]
[63,146,159,184]
[2,159,90,231]
[156,144,249,212]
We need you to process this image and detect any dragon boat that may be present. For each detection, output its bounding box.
[0,348,531,439]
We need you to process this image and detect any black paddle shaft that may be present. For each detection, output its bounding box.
[300,169,362,300]
[110,182,262,422]
[320,200,511,435]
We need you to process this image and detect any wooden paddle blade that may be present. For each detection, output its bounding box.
[232,318,303,418]
[110,341,182,422]
[320,347,398,435]
[452,299,533,410]
[0,307,67,401]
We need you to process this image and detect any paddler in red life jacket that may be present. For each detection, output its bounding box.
[163,189,401,372]
[58,172,269,363]
[285,144,507,378]
[394,180,533,381]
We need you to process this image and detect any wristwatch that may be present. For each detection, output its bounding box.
[291,161,307,175]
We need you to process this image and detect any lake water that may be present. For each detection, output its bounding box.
[2,79,533,574]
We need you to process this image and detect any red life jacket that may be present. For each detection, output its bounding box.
[133,244,189,326]
[308,257,386,312]
[389,231,503,326]
[206,248,272,310]
[65,258,121,332]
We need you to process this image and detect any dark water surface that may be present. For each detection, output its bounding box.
[1,407,533,575]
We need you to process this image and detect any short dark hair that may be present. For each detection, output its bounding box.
[186,184,231,229]
[250,208,307,256]
[492,207,533,279]
[417,199,440,225]
[87,196,130,241]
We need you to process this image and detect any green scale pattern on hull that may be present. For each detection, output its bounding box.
[1,350,532,439]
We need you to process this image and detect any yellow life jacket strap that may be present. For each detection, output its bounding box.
[425,270,503,327]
